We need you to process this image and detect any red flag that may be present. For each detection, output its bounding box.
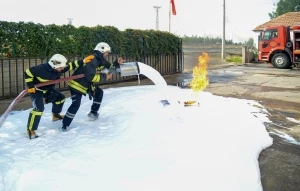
[170,0,176,15]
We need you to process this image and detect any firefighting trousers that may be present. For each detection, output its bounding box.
[27,89,65,131]
[62,87,103,127]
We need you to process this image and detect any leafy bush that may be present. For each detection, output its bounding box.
[248,48,258,57]
[0,21,181,58]
[225,55,242,63]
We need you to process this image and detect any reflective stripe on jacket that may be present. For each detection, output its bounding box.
[68,50,116,95]
[24,60,83,92]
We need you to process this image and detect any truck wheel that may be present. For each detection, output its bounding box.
[271,53,291,69]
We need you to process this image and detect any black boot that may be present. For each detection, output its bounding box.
[60,125,68,132]
[87,111,99,120]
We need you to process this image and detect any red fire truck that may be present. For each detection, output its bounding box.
[259,25,300,69]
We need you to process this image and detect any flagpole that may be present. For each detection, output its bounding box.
[169,1,171,32]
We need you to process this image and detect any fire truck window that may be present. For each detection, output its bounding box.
[263,31,272,40]
[263,30,278,40]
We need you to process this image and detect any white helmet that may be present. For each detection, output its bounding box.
[48,54,67,69]
[94,42,111,53]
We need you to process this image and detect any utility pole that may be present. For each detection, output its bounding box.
[169,3,171,32]
[221,0,226,59]
[67,18,73,25]
[153,6,162,30]
[204,28,206,44]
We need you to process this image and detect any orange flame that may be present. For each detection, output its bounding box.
[189,52,209,93]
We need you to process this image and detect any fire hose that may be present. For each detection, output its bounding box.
[0,73,86,128]
[0,62,139,128]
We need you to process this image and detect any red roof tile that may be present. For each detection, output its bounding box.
[253,12,300,32]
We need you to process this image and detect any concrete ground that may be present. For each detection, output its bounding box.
[1,55,300,190]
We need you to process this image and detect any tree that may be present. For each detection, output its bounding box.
[269,0,300,19]
[246,38,254,48]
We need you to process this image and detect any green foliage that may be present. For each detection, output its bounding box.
[121,29,179,59]
[122,29,145,58]
[248,47,258,57]
[0,21,54,57]
[246,38,255,48]
[269,0,299,19]
[225,55,242,63]
[0,21,180,58]
[45,24,79,56]
[181,35,236,45]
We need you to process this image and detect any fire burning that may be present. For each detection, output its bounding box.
[182,53,209,106]
[189,52,209,93]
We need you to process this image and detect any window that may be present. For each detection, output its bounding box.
[263,30,278,40]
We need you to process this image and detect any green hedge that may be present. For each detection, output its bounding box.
[0,21,181,58]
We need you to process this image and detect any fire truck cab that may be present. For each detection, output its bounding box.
[259,25,300,69]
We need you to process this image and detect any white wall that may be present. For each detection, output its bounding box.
[252,32,260,50]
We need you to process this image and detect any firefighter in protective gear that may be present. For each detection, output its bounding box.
[61,42,125,131]
[24,54,84,139]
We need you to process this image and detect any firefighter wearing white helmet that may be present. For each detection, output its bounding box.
[94,42,111,53]
[48,54,68,69]
[61,42,125,132]
[24,54,84,139]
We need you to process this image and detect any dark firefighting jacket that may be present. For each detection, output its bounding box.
[24,60,83,93]
[68,50,120,95]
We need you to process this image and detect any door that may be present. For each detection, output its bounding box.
[259,29,279,60]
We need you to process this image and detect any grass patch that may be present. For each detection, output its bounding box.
[225,55,242,63]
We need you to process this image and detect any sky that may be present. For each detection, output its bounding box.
[1,61,293,191]
[0,0,278,43]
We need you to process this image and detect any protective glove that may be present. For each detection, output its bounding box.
[28,86,43,94]
[27,87,36,94]
[83,55,94,64]
[113,59,121,69]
